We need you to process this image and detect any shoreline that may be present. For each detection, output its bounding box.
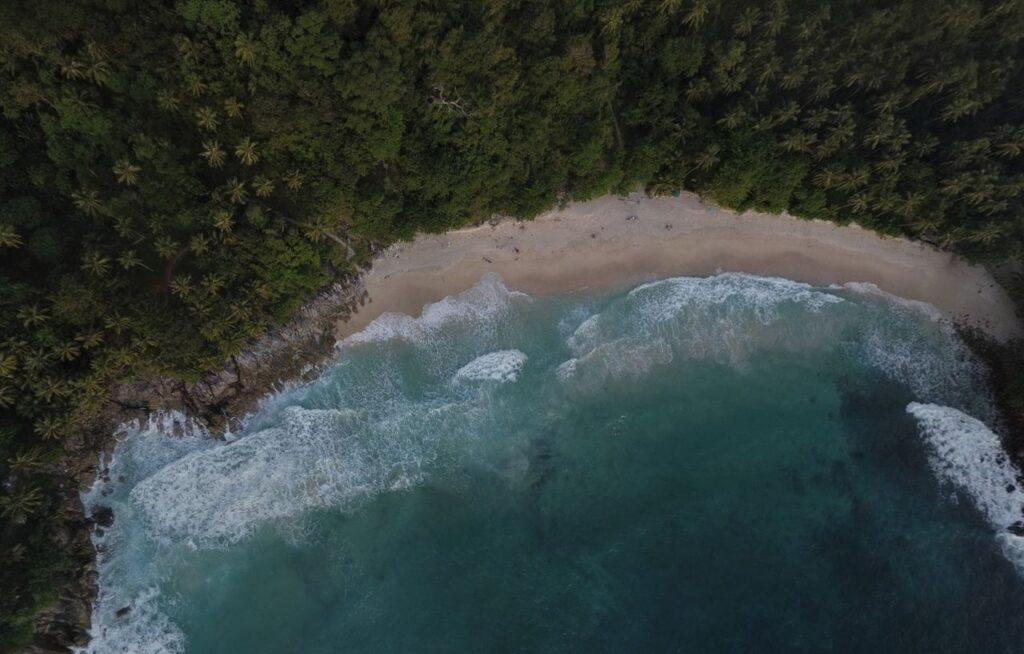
[336,191,1021,343]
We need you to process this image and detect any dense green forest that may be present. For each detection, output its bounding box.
[1,0,1023,647]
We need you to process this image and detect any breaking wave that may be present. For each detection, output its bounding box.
[907,402,1024,572]
[453,350,528,383]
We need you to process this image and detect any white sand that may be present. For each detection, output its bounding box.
[337,191,1021,342]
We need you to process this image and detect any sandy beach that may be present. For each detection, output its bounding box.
[336,191,1021,342]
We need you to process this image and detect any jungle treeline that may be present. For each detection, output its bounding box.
[1,0,1022,647]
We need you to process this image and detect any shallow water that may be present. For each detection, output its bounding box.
[83,274,1024,653]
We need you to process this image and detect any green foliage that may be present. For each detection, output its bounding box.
[0,0,1023,648]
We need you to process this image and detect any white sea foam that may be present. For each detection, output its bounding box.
[907,402,1024,572]
[838,283,986,409]
[861,327,987,414]
[565,273,845,370]
[77,413,215,654]
[559,273,987,411]
[343,273,527,346]
[454,350,528,383]
[128,407,430,548]
[558,338,673,394]
[839,282,947,324]
[83,395,489,650]
[628,273,844,323]
[79,586,185,654]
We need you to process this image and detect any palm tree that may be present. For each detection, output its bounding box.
[226,178,247,204]
[53,340,80,362]
[84,42,111,84]
[226,302,252,325]
[35,376,68,402]
[813,168,840,189]
[81,251,112,277]
[223,97,244,118]
[118,249,149,271]
[847,193,871,213]
[734,6,760,35]
[693,145,720,172]
[195,107,219,131]
[169,276,193,299]
[778,67,807,90]
[658,0,683,15]
[59,57,86,80]
[716,107,747,129]
[941,95,982,123]
[0,384,14,409]
[190,233,211,256]
[104,314,132,334]
[113,215,141,240]
[995,138,1023,159]
[684,78,713,102]
[0,486,43,524]
[200,140,227,168]
[780,131,814,153]
[758,58,781,87]
[809,78,836,102]
[0,225,22,248]
[964,188,994,206]
[85,58,111,85]
[8,447,47,472]
[872,157,905,178]
[836,167,870,192]
[34,416,64,440]
[909,216,942,235]
[285,170,304,191]
[16,304,48,328]
[154,235,179,259]
[21,347,52,374]
[76,330,104,350]
[202,273,226,294]
[763,1,787,35]
[156,89,181,113]
[601,9,624,37]
[0,352,17,378]
[234,34,257,67]
[682,0,710,27]
[970,223,1005,246]
[113,158,141,185]
[72,189,103,216]
[213,210,234,232]
[979,199,1009,216]
[874,94,902,115]
[937,226,967,249]
[253,175,274,197]
[188,76,208,97]
[234,138,259,165]
[940,176,968,197]
[896,193,924,217]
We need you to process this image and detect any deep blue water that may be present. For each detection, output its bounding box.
[84,274,1024,653]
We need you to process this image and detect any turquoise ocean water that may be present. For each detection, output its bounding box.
[83,273,1024,653]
